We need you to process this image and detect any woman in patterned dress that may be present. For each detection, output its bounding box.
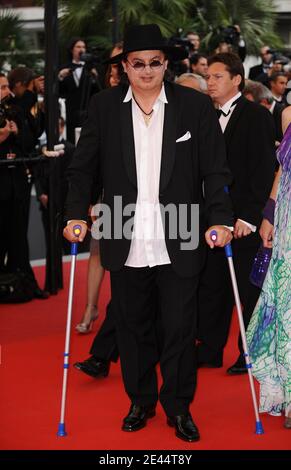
[246,106,291,429]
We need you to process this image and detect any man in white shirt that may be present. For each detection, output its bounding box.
[269,72,288,106]
[64,24,233,442]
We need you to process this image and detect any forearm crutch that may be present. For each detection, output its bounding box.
[57,224,81,437]
[210,230,264,435]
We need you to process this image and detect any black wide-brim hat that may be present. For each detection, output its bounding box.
[108,24,188,63]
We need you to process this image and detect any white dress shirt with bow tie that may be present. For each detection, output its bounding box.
[218,92,256,233]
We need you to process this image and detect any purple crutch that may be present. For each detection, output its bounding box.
[210,230,264,435]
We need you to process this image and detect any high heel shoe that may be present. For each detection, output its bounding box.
[75,305,98,334]
[284,416,291,429]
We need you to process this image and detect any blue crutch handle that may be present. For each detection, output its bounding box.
[210,230,233,257]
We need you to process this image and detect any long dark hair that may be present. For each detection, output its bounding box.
[67,37,86,60]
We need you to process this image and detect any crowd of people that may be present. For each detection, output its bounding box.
[0,23,290,440]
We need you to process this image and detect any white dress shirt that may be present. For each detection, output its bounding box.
[218,92,256,233]
[124,84,171,268]
[269,100,276,114]
[218,91,242,132]
[72,61,85,87]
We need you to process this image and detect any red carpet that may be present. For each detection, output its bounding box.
[0,260,290,451]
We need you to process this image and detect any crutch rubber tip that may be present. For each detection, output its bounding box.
[57,423,67,437]
[255,421,264,435]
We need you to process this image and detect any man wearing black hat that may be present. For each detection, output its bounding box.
[64,24,233,442]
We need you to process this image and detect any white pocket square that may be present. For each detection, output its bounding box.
[176,131,191,143]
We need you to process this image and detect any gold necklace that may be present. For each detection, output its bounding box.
[143,114,153,126]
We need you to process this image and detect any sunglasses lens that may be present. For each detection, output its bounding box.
[150,60,162,68]
[128,60,164,71]
[133,62,145,70]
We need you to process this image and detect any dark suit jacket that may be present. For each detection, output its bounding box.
[223,96,276,241]
[272,101,284,143]
[0,99,30,201]
[249,64,265,81]
[65,81,233,277]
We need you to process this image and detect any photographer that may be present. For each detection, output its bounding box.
[0,74,21,154]
[215,24,246,62]
[0,73,47,298]
[186,31,201,54]
[58,37,101,144]
[8,67,45,155]
[0,75,23,264]
[166,32,192,79]
[249,46,273,82]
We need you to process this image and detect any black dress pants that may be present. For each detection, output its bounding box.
[197,235,261,363]
[90,301,119,362]
[110,264,199,417]
[89,293,162,364]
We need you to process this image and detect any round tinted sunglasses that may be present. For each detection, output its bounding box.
[126,59,165,71]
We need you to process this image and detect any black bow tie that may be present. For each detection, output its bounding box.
[217,108,229,118]
[217,96,241,118]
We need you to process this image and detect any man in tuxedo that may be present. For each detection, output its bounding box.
[249,46,273,83]
[197,53,276,374]
[64,24,233,442]
[243,80,285,145]
[269,72,288,106]
[58,38,101,144]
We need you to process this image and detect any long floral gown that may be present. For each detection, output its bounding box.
[246,122,291,417]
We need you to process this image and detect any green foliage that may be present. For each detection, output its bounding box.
[0,9,23,52]
[0,0,284,69]
[58,0,282,56]
[192,0,282,54]
[0,9,27,70]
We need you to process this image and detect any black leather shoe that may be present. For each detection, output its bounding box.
[226,355,247,375]
[34,287,50,299]
[197,359,222,369]
[74,356,110,378]
[122,404,156,432]
[167,413,200,442]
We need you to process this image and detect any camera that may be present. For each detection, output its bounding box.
[0,101,18,128]
[168,28,194,57]
[218,25,240,46]
[80,46,104,69]
[168,33,193,57]
[267,49,290,66]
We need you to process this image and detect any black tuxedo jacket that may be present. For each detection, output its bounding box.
[0,100,30,201]
[59,63,100,142]
[59,64,100,114]
[223,96,276,238]
[248,64,264,81]
[65,81,233,276]
[273,101,284,143]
